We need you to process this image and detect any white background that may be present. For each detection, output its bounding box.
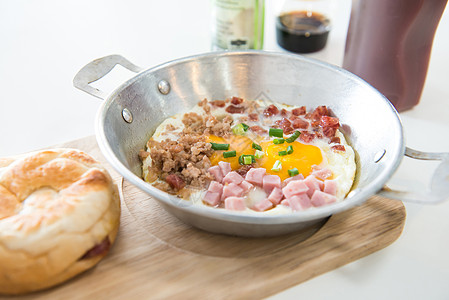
[0,1,448,299]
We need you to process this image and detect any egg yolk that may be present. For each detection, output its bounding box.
[208,135,254,170]
[208,134,323,181]
[259,140,323,181]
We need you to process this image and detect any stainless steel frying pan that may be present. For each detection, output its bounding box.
[73,51,449,237]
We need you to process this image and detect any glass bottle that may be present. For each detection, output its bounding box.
[211,0,265,50]
[275,0,332,53]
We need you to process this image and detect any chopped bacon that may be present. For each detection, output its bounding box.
[315,131,323,139]
[289,114,299,121]
[320,116,340,128]
[292,118,309,129]
[331,145,346,151]
[165,174,186,190]
[320,116,340,138]
[307,105,329,121]
[322,127,337,138]
[231,96,244,105]
[280,109,291,118]
[329,136,341,144]
[263,104,279,117]
[210,100,226,107]
[300,132,316,143]
[225,105,245,114]
[248,113,259,121]
[291,106,306,116]
[250,125,268,135]
[311,120,321,128]
[274,118,294,134]
[235,164,253,177]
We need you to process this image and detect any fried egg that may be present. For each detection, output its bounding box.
[143,98,356,214]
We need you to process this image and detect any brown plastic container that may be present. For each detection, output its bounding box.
[343,0,447,112]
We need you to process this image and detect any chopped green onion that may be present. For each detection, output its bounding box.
[287,145,294,154]
[210,142,230,150]
[272,160,282,172]
[239,154,256,165]
[278,150,288,156]
[269,128,283,138]
[286,130,301,143]
[252,142,262,151]
[273,138,284,144]
[243,155,252,165]
[288,168,299,177]
[254,150,265,159]
[223,150,236,158]
[232,123,249,135]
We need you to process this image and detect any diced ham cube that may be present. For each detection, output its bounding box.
[218,161,232,177]
[268,187,284,205]
[281,199,290,207]
[208,166,223,183]
[225,196,246,211]
[203,191,221,207]
[282,180,309,199]
[222,183,244,199]
[311,190,337,207]
[323,179,337,195]
[304,175,321,198]
[288,194,312,211]
[239,180,254,193]
[222,171,245,185]
[263,174,282,194]
[208,181,223,196]
[317,178,324,191]
[282,174,305,187]
[312,168,332,180]
[252,199,274,212]
[245,168,266,186]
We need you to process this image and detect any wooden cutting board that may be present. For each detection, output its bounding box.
[3,136,406,300]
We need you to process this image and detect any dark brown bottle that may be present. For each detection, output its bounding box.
[276,10,331,53]
[343,0,448,112]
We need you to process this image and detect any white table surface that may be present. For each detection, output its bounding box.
[1,1,448,299]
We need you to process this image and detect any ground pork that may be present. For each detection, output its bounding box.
[142,102,233,194]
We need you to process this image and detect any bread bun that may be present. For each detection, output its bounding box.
[0,148,120,295]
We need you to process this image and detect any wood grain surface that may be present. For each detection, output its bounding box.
[1,136,406,300]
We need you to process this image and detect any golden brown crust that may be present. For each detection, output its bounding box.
[0,148,121,295]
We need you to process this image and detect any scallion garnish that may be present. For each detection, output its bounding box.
[269,128,283,138]
[238,154,256,165]
[243,155,252,165]
[287,145,294,154]
[288,168,299,177]
[278,150,288,156]
[254,150,265,159]
[273,138,284,144]
[232,123,249,135]
[272,160,282,172]
[286,130,300,143]
[210,142,230,150]
[252,142,262,151]
[223,150,236,158]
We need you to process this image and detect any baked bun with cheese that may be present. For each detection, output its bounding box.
[0,148,120,295]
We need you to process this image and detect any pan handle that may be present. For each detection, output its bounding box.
[378,147,449,204]
[73,55,143,100]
